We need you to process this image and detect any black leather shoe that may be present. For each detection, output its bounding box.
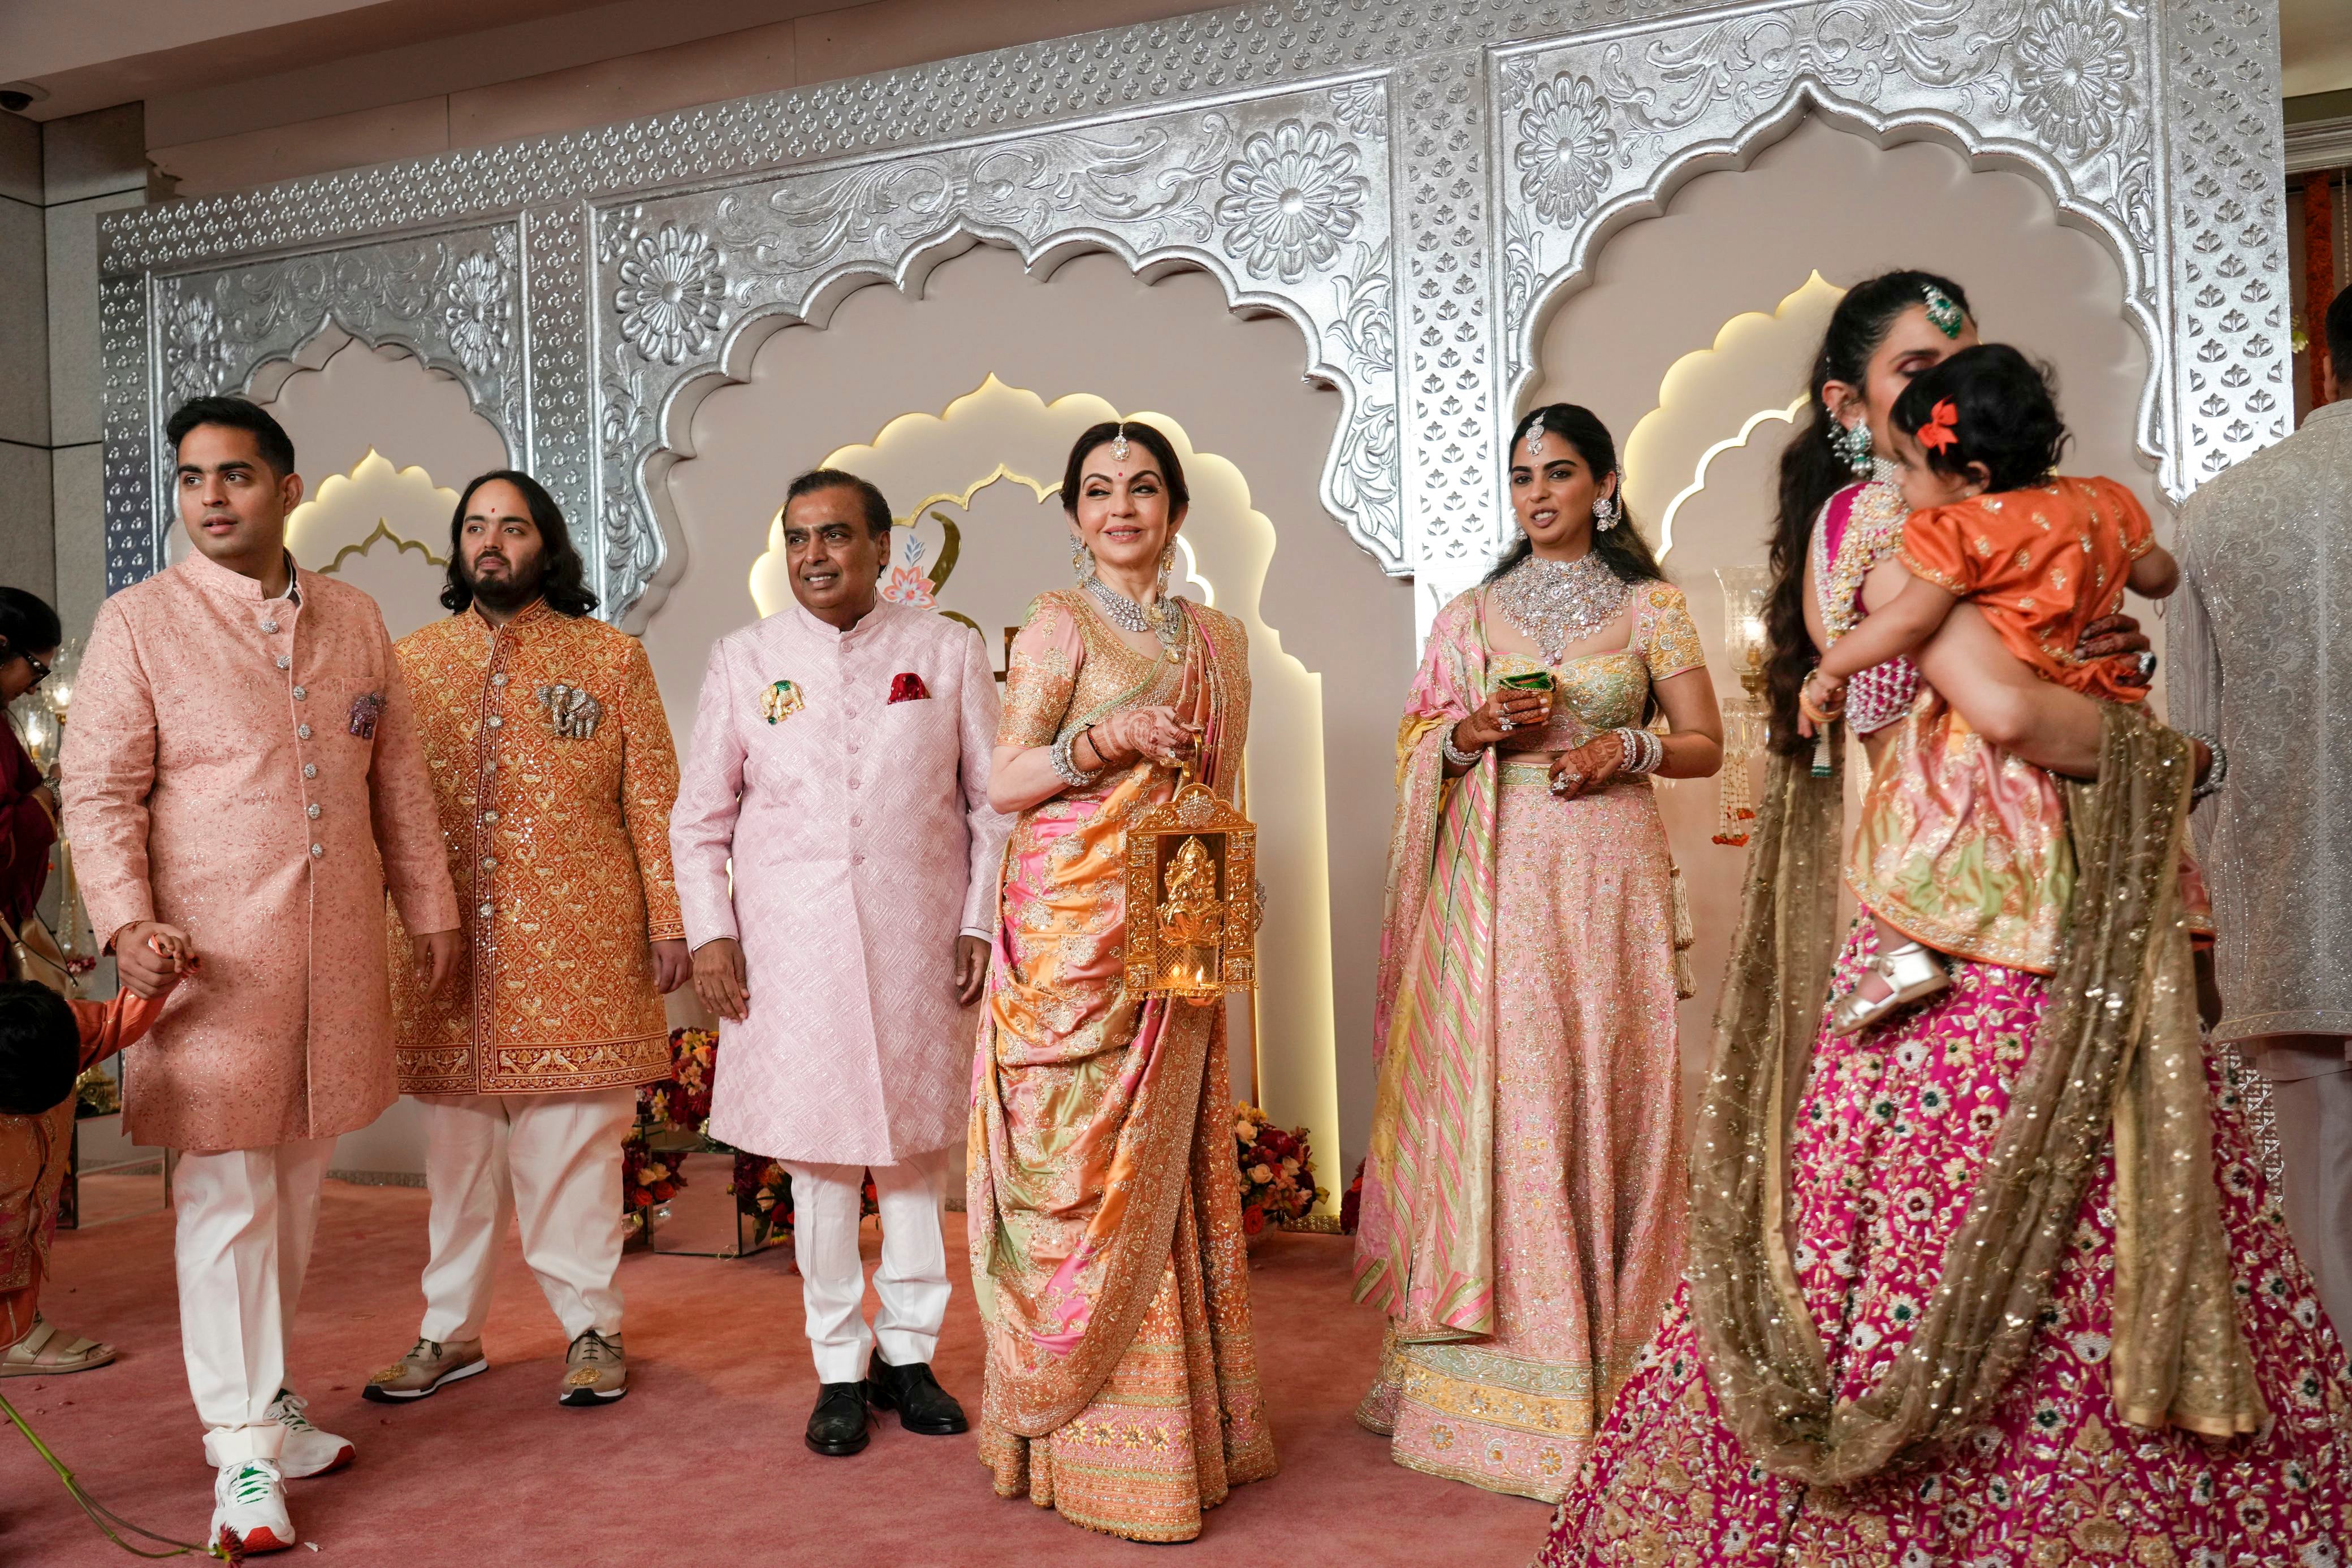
[805,1381,871,1456]
[866,1349,969,1435]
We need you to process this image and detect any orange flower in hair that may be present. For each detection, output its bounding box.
[1916,399,1961,453]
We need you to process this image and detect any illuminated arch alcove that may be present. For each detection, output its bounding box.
[161,335,512,643]
[647,244,1399,1197]
[1527,113,2152,1097]
[734,375,1337,1194]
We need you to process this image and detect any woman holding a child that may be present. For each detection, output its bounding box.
[1535,274,2352,1563]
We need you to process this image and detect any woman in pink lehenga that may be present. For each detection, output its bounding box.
[1352,404,1723,1501]
[1537,274,2352,1566]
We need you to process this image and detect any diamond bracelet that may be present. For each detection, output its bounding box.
[1049,726,1102,789]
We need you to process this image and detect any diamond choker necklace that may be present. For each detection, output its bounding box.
[1491,551,1628,666]
[1087,576,1183,656]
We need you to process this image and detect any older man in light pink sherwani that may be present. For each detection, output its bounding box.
[62,397,457,1554]
[672,468,1005,1458]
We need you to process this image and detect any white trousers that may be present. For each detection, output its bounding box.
[174,1137,335,1466]
[2260,1037,2352,1341]
[781,1146,952,1384]
[414,1087,635,1345]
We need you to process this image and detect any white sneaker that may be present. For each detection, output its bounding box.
[263,1389,354,1478]
[211,1458,295,1554]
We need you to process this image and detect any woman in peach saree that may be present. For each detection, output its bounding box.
[967,419,1276,1543]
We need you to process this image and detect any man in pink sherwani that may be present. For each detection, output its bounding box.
[61,397,457,1556]
[671,468,1005,1458]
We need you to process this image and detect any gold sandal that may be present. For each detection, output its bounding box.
[1830,942,1951,1037]
[0,1314,118,1378]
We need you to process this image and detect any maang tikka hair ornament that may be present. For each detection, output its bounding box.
[1524,421,1545,458]
[1922,283,1964,339]
[1110,423,1131,462]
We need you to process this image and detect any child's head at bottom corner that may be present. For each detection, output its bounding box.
[0,981,83,1116]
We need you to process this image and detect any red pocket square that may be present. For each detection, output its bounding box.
[888,672,930,704]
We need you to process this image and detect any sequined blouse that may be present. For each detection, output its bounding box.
[1482,581,1705,769]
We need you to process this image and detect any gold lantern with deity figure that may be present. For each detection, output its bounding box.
[1124,765,1258,1006]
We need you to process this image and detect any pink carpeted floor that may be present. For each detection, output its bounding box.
[3,1177,1553,1565]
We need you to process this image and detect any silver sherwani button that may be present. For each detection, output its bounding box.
[275,655,291,670]
[303,763,317,779]
[478,902,493,919]
[306,804,320,820]
[261,620,279,634]
[487,716,503,730]
[309,842,324,857]
[297,724,312,740]
[292,686,307,701]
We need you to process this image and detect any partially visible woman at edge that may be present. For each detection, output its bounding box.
[0,586,114,1379]
[1536,272,2352,1563]
[1352,402,1723,1501]
[967,419,1276,1543]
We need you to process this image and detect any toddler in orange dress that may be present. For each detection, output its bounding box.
[1799,344,2181,1032]
[1,926,192,1361]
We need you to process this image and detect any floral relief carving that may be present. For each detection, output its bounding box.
[612,219,729,366]
[1514,73,1617,226]
[163,289,230,404]
[443,249,512,376]
[1214,119,1369,284]
[2013,0,2137,163]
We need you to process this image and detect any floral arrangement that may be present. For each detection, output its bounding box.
[639,1026,716,1134]
[623,1028,719,1225]
[622,1129,686,1216]
[730,1154,879,1243]
[1339,1157,1365,1236]
[1233,1103,1326,1236]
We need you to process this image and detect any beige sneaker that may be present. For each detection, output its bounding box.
[560,1329,626,1407]
[361,1338,487,1404]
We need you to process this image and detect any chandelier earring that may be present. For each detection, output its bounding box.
[1831,415,1875,477]
[1071,534,1097,585]
[1156,541,1175,595]
[1591,491,1619,531]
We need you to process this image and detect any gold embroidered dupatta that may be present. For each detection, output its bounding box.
[1351,594,1503,1339]
[1687,705,2260,1488]
[968,591,1265,1439]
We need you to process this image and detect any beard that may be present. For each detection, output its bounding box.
[466,554,547,613]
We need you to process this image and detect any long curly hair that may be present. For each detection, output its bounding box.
[1761,270,1971,753]
[440,470,599,618]
[1485,403,1665,588]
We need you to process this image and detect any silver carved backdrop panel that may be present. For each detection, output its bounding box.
[591,83,1393,621]
[99,0,2289,632]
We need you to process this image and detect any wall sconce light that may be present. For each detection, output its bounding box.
[1714,565,1770,847]
[15,704,57,773]
[42,637,79,723]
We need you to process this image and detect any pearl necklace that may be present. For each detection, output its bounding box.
[1491,551,1628,666]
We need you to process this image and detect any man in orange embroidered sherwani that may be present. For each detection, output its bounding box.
[62,397,459,1556]
[367,471,687,1413]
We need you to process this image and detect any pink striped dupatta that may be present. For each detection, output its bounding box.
[1352,591,1502,1341]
